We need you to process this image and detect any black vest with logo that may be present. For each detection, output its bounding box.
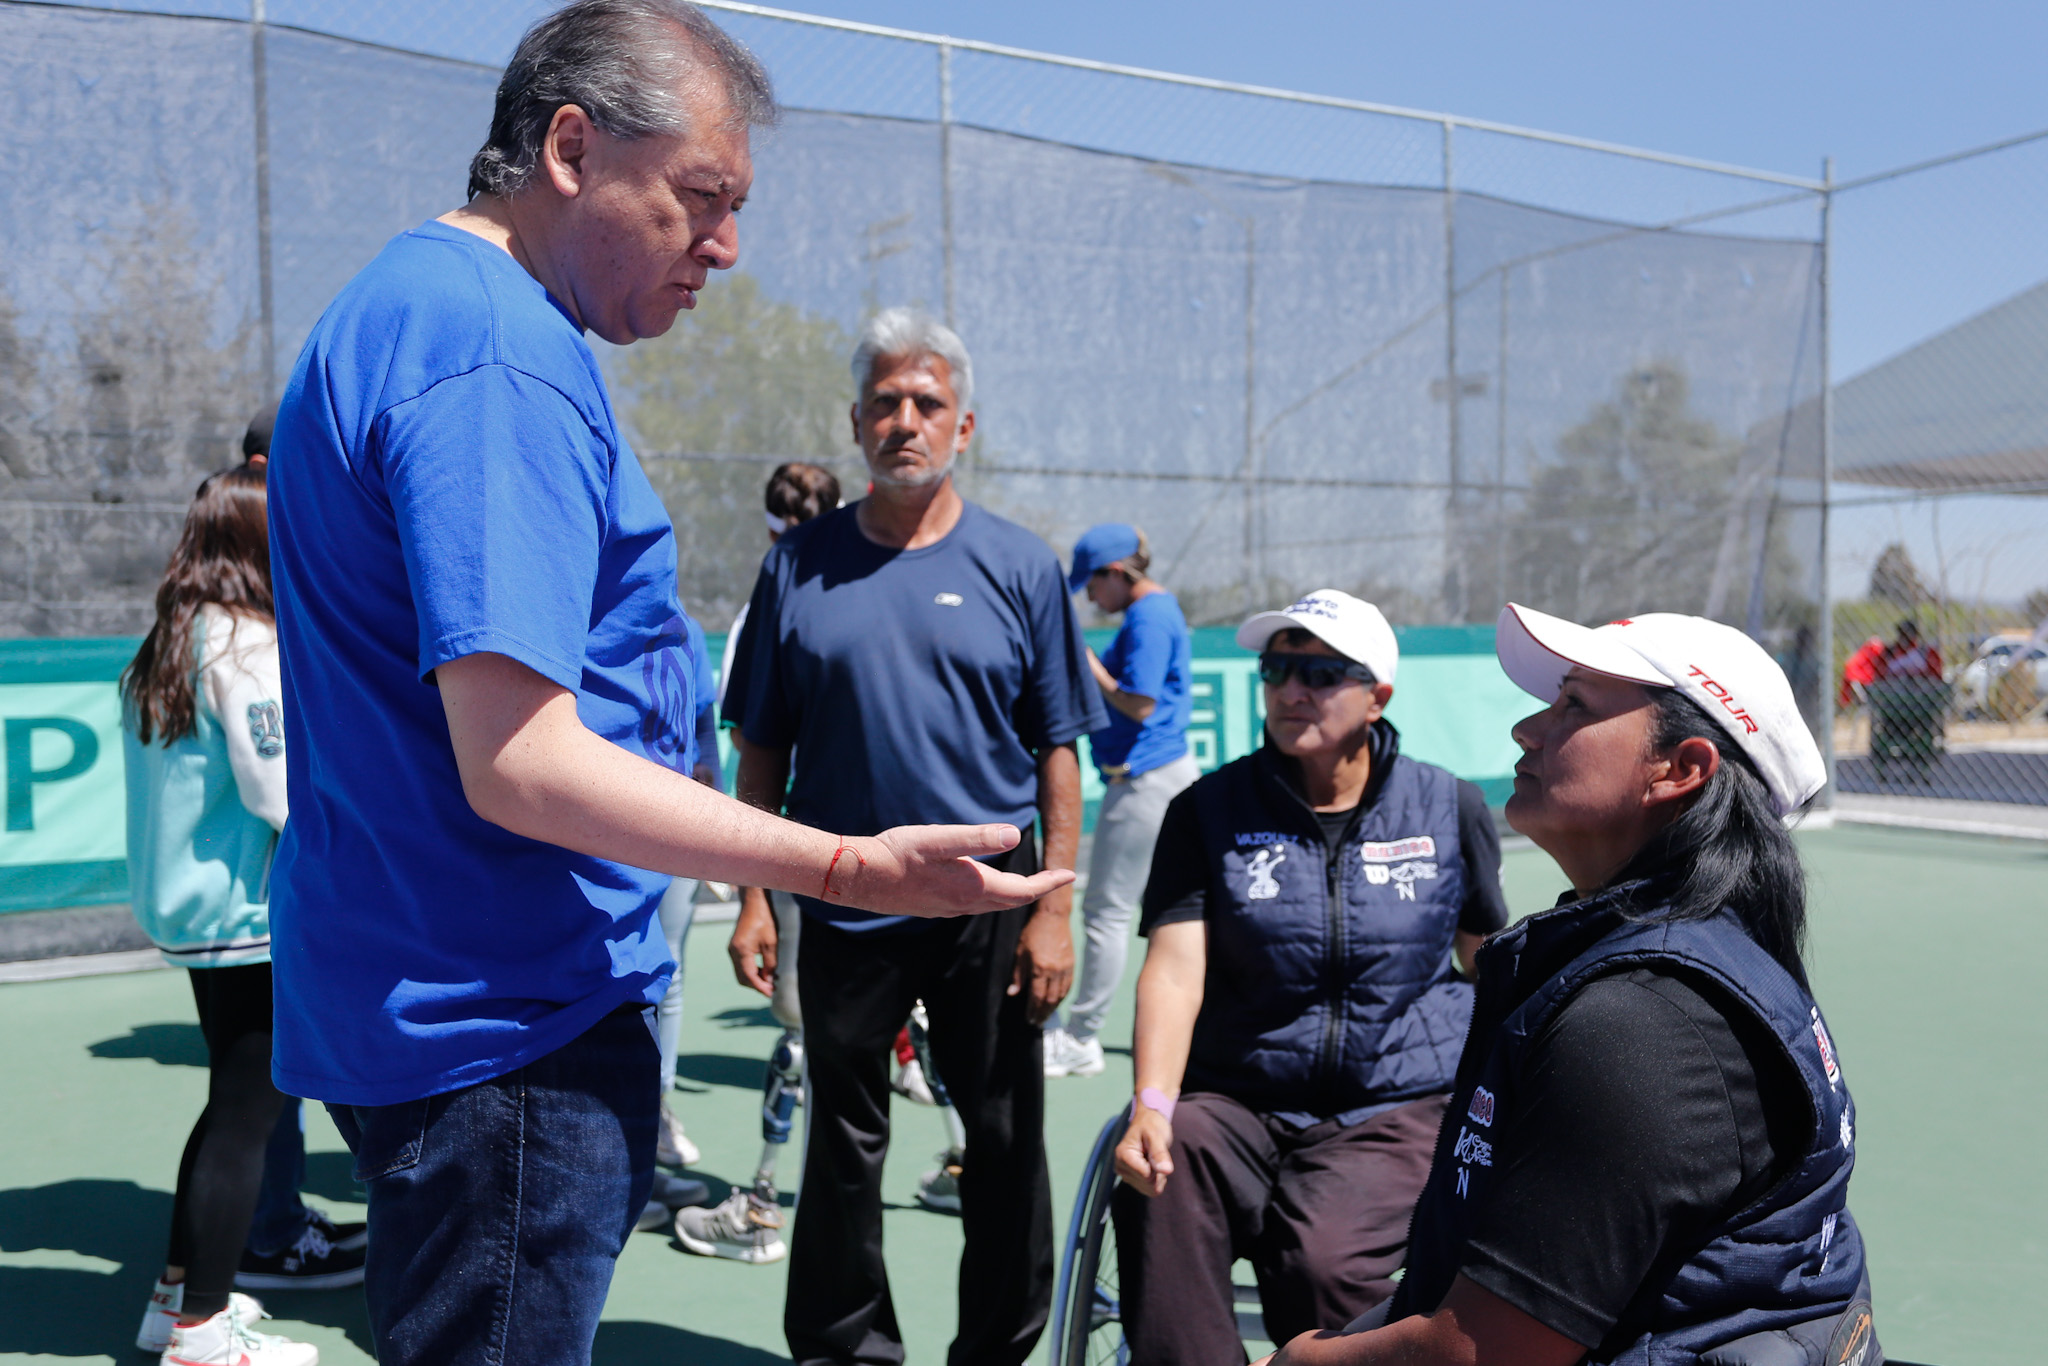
[1183,724,1474,1118]
[1391,888,1877,1366]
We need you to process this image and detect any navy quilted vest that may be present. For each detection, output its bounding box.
[1393,888,1877,1365]
[1183,724,1474,1119]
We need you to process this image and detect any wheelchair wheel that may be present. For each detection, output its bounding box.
[1051,1112,1128,1366]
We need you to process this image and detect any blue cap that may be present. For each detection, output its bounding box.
[1068,523,1142,592]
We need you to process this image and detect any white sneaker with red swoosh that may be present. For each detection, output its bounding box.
[161,1305,317,1366]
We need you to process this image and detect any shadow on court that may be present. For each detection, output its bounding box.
[596,1320,791,1362]
[0,1178,376,1359]
[673,1052,772,1090]
[87,1021,207,1067]
[710,1005,779,1030]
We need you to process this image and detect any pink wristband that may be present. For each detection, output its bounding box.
[1133,1087,1177,1122]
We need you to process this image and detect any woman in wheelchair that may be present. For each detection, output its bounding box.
[1252,607,1879,1366]
[1111,590,1510,1365]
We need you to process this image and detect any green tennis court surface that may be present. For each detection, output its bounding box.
[1,825,2037,1364]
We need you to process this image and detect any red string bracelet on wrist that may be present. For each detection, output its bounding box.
[822,842,866,901]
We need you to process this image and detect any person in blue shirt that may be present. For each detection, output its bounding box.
[1043,524,1199,1080]
[263,9,1068,1364]
[723,307,1107,1366]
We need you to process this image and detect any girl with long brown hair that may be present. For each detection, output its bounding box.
[124,463,357,1365]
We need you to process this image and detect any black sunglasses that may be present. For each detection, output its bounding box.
[1257,652,1376,690]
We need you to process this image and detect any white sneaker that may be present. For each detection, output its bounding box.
[892,1056,937,1107]
[916,1148,965,1214]
[674,1189,787,1264]
[138,1284,267,1354]
[161,1304,317,1366]
[1043,1028,1106,1078]
[657,1102,701,1168]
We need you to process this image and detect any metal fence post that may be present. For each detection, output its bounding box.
[939,40,955,331]
[1242,216,1257,604]
[1440,118,1462,620]
[1818,156,1836,806]
[251,0,277,405]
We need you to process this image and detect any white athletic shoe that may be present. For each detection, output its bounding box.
[160,1303,317,1366]
[892,1056,937,1107]
[137,1284,267,1355]
[657,1103,701,1168]
[916,1148,966,1215]
[1043,1028,1106,1078]
[674,1189,787,1264]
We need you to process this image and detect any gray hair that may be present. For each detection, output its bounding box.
[468,0,776,200]
[851,308,975,411]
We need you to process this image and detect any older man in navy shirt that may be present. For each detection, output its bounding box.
[725,308,1105,1366]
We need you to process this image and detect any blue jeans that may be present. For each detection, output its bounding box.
[327,1007,659,1366]
[245,1101,312,1256]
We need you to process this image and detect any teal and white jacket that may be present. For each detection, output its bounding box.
[124,605,288,968]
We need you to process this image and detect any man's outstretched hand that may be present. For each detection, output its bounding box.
[825,824,1073,918]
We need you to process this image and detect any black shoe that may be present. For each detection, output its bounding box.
[304,1206,367,1253]
[235,1222,366,1291]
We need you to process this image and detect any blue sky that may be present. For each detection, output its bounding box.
[787,1,2043,184]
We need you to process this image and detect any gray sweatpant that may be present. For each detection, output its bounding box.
[1059,753,1200,1042]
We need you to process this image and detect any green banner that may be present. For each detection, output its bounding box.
[0,639,142,914]
[2,628,1528,915]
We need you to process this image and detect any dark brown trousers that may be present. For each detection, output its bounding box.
[1111,1090,1448,1365]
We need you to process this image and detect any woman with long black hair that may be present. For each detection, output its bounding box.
[125,465,356,1366]
[1257,606,1878,1366]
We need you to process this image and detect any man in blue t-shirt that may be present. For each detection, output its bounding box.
[261,10,1068,1365]
[1042,523,1200,1081]
[724,308,1106,1366]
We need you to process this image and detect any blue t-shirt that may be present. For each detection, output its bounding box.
[725,501,1106,932]
[686,615,721,792]
[1089,590,1192,776]
[267,220,699,1106]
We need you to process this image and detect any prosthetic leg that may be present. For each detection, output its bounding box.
[907,1002,969,1213]
[752,1027,804,1207]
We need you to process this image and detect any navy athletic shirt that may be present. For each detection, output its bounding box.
[725,500,1106,933]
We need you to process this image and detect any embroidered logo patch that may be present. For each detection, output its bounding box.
[1453,1125,1493,1168]
[1245,845,1287,900]
[1358,836,1436,863]
[246,701,284,759]
[933,592,964,607]
[1810,1007,1840,1088]
[1467,1087,1495,1127]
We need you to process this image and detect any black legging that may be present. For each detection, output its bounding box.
[166,962,291,1319]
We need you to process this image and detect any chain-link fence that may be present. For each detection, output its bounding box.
[1823,133,2048,815]
[2,0,2042,813]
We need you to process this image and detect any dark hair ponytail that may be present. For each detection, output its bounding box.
[121,465,272,745]
[1620,689,1808,977]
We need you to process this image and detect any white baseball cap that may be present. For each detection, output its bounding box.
[1237,590,1399,685]
[1494,603,1825,816]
